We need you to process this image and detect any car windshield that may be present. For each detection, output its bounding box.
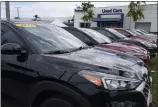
[131,30,143,36]
[93,29,119,41]
[16,23,87,53]
[106,28,127,38]
[139,29,148,34]
[125,30,137,36]
[78,28,112,44]
[135,30,146,35]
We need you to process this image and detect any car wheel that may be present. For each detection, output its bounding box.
[40,97,73,107]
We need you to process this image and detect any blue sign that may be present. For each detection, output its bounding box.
[102,8,122,13]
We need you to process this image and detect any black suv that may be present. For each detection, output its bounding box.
[1,21,152,107]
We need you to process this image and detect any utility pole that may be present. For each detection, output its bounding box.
[5,1,10,21]
[15,7,21,18]
[129,17,131,30]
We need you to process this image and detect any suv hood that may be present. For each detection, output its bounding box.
[45,48,142,72]
[94,46,144,66]
[98,42,147,55]
[131,36,156,44]
[129,38,157,48]
[131,36,151,40]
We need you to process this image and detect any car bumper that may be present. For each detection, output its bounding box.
[89,78,152,107]
[143,55,150,64]
[150,53,157,58]
[108,82,152,107]
[136,53,150,64]
[136,81,152,107]
[148,47,158,54]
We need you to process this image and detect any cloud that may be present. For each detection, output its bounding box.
[1,2,81,18]
[1,1,157,19]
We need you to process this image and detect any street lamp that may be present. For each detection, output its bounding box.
[5,1,10,21]
[15,7,21,18]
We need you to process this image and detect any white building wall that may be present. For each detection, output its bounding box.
[74,4,157,32]
[136,4,157,32]
[90,22,97,27]
[74,11,85,28]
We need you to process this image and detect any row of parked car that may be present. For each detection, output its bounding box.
[1,20,157,107]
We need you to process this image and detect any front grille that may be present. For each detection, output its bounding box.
[142,74,148,81]
[143,83,150,99]
[137,61,144,66]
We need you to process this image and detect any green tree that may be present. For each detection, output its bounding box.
[81,13,89,23]
[80,2,94,28]
[81,2,94,12]
[33,15,40,21]
[127,1,146,29]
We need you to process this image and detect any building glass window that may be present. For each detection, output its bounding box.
[80,23,90,28]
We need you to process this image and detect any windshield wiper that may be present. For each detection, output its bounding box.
[45,50,70,54]
[71,46,91,52]
[46,46,92,54]
[101,42,109,44]
[79,46,92,50]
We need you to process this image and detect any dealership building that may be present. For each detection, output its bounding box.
[74,4,157,33]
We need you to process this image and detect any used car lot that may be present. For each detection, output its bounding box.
[1,20,157,107]
[63,27,150,64]
[92,27,157,55]
[114,28,156,44]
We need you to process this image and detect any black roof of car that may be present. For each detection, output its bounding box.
[91,27,106,30]
[1,20,48,25]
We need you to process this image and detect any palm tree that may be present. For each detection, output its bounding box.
[81,9,94,28]
[127,1,146,29]
[80,2,94,28]
[33,15,40,21]
[81,14,89,27]
[81,2,94,12]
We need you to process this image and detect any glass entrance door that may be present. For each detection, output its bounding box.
[97,22,122,28]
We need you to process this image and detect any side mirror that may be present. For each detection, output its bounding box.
[1,43,27,55]
[125,34,131,37]
[85,41,95,46]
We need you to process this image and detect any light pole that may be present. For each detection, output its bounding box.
[129,17,131,30]
[15,7,21,18]
[5,1,10,21]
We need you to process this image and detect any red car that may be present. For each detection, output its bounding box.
[114,28,156,44]
[63,27,150,64]
[97,42,150,64]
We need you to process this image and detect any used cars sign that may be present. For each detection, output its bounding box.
[102,8,122,13]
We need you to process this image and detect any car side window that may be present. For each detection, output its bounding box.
[116,29,130,36]
[98,30,116,40]
[67,29,96,44]
[1,25,24,46]
[104,31,114,38]
[1,30,4,35]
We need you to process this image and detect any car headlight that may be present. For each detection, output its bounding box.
[103,79,141,90]
[79,70,141,90]
[151,39,156,44]
[124,52,136,55]
[144,42,156,48]
[125,52,143,56]
[152,43,157,47]
[136,39,154,47]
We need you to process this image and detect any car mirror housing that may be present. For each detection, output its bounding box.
[1,43,27,55]
[85,41,95,46]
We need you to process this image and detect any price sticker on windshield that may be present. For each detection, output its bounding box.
[16,23,36,27]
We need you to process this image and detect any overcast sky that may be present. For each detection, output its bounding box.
[1,2,157,18]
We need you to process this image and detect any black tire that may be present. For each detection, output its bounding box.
[40,97,73,107]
